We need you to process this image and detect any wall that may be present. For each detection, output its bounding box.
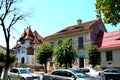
[101,49,120,69]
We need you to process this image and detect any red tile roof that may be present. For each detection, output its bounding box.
[19,27,43,44]
[45,18,101,38]
[94,30,120,49]
[33,30,43,44]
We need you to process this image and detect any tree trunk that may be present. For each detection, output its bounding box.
[65,63,67,69]
[44,63,47,73]
[3,40,10,80]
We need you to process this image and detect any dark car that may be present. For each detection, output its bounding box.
[42,68,97,80]
[99,68,120,80]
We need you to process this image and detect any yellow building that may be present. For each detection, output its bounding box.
[44,16,107,68]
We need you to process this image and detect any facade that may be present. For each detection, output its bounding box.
[94,30,120,69]
[16,27,43,69]
[44,16,107,68]
[0,45,6,53]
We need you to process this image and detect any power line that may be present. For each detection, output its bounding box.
[12,27,21,35]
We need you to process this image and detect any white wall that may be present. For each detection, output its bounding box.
[101,49,120,68]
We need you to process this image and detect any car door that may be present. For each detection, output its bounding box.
[9,69,18,80]
[62,71,75,80]
[13,69,20,80]
[52,71,75,80]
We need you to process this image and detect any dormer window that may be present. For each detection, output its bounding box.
[21,40,25,44]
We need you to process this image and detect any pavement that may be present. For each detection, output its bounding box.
[34,71,44,80]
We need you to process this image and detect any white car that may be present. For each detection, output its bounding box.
[77,67,103,80]
[7,68,40,80]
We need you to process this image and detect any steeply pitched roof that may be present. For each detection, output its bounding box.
[19,27,43,44]
[19,27,34,41]
[94,30,120,49]
[45,17,102,38]
[33,30,43,44]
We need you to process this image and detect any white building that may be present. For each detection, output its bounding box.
[94,30,120,69]
[16,27,43,69]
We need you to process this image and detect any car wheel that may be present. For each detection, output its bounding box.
[21,77,25,80]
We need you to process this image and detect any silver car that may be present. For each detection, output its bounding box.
[7,68,40,80]
[99,68,120,80]
[42,69,97,80]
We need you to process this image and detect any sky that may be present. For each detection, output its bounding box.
[0,0,120,48]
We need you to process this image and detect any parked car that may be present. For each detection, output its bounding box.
[42,68,97,80]
[76,67,103,80]
[99,68,120,80]
[7,68,40,80]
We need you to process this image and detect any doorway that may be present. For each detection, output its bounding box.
[79,57,84,67]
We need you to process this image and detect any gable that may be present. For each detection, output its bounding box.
[94,30,120,49]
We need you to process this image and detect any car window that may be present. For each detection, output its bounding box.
[52,71,63,76]
[27,68,33,73]
[111,70,119,73]
[104,70,111,72]
[10,69,18,73]
[19,69,28,74]
[63,71,74,77]
[75,73,87,78]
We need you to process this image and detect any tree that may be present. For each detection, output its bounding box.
[87,45,101,68]
[54,39,77,69]
[0,51,5,63]
[0,50,15,64]
[0,50,15,78]
[0,0,24,79]
[36,42,53,73]
[95,0,120,26]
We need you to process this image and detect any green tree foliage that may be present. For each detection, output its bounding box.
[0,51,5,63]
[36,42,53,73]
[95,0,120,26]
[54,39,77,69]
[0,50,15,64]
[88,45,101,68]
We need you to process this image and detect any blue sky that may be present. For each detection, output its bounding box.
[0,0,120,48]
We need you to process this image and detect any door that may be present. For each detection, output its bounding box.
[79,57,84,67]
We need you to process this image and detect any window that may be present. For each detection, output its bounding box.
[10,69,18,73]
[52,71,63,76]
[78,37,84,48]
[63,71,73,77]
[106,51,113,61]
[58,40,62,45]
[50,42,54,47]
[21,40,25,44]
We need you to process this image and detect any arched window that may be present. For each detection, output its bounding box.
[21,57,25,64]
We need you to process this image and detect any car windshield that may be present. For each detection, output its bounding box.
[72,70,87,78]
[75,72,87,78]
[19,69,30,74]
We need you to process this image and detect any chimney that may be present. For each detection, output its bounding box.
[77,19,82,25]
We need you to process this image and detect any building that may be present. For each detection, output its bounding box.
[16,27,43,69]
[94,30,120,69]
[0,45,6,53]
[44,16,107,68]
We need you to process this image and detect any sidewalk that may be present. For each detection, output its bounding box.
[34,71,45,76]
